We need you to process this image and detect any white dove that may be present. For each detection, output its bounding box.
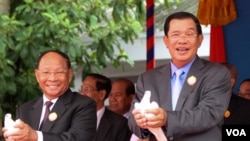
[4,113,18,133]
[134,91,168,141]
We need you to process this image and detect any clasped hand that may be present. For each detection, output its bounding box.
[2,119,37,141]
[132,107,167,129]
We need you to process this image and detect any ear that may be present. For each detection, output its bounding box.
[129,94,135,101]
[163,36,169,49]
[35,69,40,82]
[68,69,74,82]
[99,90,106,101]
[197,34,204,48]
[231,78,236,88]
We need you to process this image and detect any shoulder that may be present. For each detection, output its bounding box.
[72,91,94,102]
[18,97,41,109]
[196,58,230,77]
[139,64,170,79]
[60,90,96,106]
[237,95,250,105]
[104,109,128,123]
[196,58,228,71]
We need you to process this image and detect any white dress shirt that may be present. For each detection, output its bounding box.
[37,95,58,141]
[96,106,105,129]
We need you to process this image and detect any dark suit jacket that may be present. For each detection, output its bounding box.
[95,108,131,141]
[224,93,250,125]
[16,89,97,141]
[128,56,231,141]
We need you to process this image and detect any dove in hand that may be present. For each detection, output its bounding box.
[4,113,19,133]
[134,91,168,141]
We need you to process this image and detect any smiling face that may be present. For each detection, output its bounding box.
[163,18,203,68]
[35,52,73,100]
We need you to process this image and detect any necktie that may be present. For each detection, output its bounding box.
[172,69,184,110]
[39,101,53,130]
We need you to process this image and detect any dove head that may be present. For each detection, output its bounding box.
[5,113,12,118]
[140,90,151,105]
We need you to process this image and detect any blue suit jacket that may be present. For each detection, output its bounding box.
[16,89,97,141]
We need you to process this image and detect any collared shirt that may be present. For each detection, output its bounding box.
[123,112,129,119]
[37,95,59,141]
[97,106,105,129]
[170,56,196,85]
[39,96,58,127]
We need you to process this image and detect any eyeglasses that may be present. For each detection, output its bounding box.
[80,85,98,94]
[37,70,68,77]
[168,32,197,39]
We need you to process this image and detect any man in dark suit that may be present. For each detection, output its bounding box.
[128,12,231,141]
[220,62,250,125]
[109,78,140,141]
[80,73,132,141]
[2,50,97,141]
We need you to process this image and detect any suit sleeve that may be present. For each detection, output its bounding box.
[128,73,151,139]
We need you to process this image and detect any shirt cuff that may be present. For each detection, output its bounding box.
[36,131,43,141]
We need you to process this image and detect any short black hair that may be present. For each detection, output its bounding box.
[164,11,202,36]
[113,78,135,96]
[36,50,71,69]
[85,73,112,100]
[240,78,250,85]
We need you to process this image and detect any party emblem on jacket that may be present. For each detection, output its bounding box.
[224,110,230,118]
[49,112,58,121]
[187,75,197,86]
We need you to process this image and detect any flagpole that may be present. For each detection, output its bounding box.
[146,0,155,70]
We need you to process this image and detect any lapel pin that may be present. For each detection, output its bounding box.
[49,112,58,122]
[224,110,230,118]
[187,75,197,86]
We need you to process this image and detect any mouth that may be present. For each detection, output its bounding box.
[176,47,189,53]
[47,85,59,89]
[109,103,117,107]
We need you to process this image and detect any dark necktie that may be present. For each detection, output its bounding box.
[39,101,53,130]
[172,69,184,110]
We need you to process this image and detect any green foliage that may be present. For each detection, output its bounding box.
[0,0,145,119]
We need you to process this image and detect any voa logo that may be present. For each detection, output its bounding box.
[226,129,247,136]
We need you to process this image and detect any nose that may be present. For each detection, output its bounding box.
[109,94,116,102]
[48,72,58,80]
[177,36,188,43]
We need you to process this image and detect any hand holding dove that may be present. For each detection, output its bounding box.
[134,91,168,141]
[4,113,20,134]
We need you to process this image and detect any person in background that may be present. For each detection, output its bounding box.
[220,62,250,125]
[109,78,142,141]
[109,78,135,118]
[80,73,131,141]
[238,78,250,100]
[128,11,231,141]
[2,50,97,141]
